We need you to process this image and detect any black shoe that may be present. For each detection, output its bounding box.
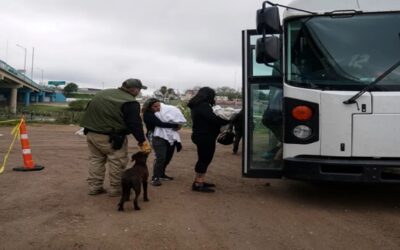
[203,182,216,188]
[192,182,215,193]
[151,178,162,186]
[161,174,174,181]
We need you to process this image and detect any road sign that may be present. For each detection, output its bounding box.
[48,81,66,86]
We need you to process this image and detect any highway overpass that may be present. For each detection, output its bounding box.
[0,59,57,114]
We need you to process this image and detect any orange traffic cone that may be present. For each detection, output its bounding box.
[13,119,44,172]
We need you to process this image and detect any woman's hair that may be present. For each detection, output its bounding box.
[141,98,161,113]
[187,87,216,108]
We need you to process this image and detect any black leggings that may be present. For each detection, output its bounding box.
[191,134,216,174]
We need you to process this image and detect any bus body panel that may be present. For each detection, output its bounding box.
[351,92,400,157]
[284,0,359,17]
[372,92,400,113]
[320,91,371,157]
[284,142,320,159]
[358,0,400,12]
[284,0,400,19]
[353,114,400,157]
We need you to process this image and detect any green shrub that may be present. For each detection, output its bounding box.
[68,100,90,111]
[55,111,84,124]
[176,102,192,127]
[68,93,95,99]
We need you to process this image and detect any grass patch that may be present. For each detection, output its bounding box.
[20,104,68,113]
[5,104,85,125]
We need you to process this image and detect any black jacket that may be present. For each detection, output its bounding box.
[190,102,229,137]
[121,102,146,143]
[143,112,179,138]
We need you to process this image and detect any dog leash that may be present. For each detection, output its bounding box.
[0,119,22,174]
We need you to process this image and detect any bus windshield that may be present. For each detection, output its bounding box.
[286,13,400,90]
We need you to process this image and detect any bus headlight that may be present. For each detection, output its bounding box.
[293,125,312,139]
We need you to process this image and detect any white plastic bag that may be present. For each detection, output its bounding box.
[212,105,241,120]
[75,127,85,136]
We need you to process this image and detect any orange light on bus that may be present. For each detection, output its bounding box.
[292,105,313,121]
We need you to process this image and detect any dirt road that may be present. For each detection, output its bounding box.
[0,124,399,250]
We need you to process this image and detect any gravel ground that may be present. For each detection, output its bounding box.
[0,124,399,250]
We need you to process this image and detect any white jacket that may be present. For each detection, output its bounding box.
[153,103,186,145]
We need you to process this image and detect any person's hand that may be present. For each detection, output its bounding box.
[138,141,151,154]
[173,125,182,131]
[175,142,182,152]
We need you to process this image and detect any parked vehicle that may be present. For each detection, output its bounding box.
[242,0,400,182]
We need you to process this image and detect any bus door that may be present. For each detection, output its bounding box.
[242,29,283,178]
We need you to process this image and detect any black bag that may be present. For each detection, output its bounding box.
[217,129,235,145]
[109,133,126,150]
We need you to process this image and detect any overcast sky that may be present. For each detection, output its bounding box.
[0,0,290,92]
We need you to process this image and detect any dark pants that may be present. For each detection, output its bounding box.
[152,136,175,179]
[233,128,242,154]
[191,134,216,174]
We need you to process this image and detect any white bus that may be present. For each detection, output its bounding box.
[242,0,400,182]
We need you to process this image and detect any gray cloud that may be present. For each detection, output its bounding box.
[0,0,290,91]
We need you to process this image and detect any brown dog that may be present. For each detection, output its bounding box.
[118,152,149,211]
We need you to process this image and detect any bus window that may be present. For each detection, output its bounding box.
[248,83,283,171]
[250,34,280,77]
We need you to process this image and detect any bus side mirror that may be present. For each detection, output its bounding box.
[256,36,281,64]
[256,6,281,34]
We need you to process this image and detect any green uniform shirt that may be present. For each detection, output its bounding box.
[80,88,136,134]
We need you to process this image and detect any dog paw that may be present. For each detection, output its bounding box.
[118,207,124,211]
[144,198,149,202]
[134,206,141,210]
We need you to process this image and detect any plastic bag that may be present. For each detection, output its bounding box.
[74,128,85,136]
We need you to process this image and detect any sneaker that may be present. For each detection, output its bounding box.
[151,178,162,186]
[192,182,215,193]
[161,174,174,181]
[88,187,107,195]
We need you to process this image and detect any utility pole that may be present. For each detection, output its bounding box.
[31,47,35,79]
[16,44,27,73]
[5,40,8,62]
